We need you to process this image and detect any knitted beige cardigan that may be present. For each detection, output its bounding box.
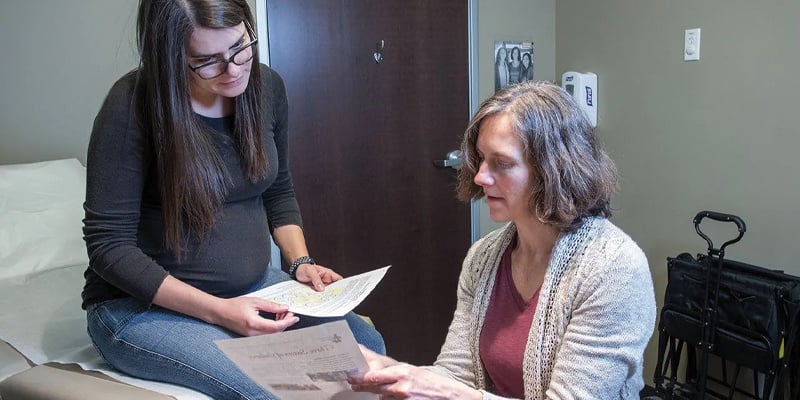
[429,218,656,399]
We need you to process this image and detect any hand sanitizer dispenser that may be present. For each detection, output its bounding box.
[561,71,597,128]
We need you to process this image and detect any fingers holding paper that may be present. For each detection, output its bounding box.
[217,296,299,336]
[349,345,482,400]
[295,263,343,291]
[357,344,401,371]
[349,364,463,399]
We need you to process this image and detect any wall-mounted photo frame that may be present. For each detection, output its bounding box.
[494,41,534,91]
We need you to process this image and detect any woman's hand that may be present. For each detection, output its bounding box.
[294,263,342,291]
[271,225,341,291]
[359,344,401,370]
[212,296,299,336]
[153,275,299,337]
[348,346,482,400]
[349,365,482,400]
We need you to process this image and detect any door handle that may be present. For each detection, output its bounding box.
[433,149,463,169]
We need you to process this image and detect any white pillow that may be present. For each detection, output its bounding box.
[0,159,88,281]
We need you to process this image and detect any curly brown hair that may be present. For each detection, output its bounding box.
[457,81,618,232]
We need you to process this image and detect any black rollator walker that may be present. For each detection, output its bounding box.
[653,211,800,399]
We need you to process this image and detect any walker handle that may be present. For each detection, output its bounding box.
[693,211,746,254]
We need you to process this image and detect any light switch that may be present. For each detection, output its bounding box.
[684,28,701,61]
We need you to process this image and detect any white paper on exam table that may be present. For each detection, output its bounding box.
[245,265,390,317]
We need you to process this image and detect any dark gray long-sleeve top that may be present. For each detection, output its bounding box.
[81,64,301,309]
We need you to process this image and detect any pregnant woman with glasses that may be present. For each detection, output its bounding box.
[81,1,384,398]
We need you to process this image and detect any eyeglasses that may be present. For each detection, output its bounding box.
[189,38,258,80]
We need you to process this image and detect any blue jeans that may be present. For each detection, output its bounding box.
[86,267,385,400]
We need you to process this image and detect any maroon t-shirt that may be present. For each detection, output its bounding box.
[479,236,540,398]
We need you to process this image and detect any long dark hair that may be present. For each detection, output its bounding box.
[457,81,618,231]
[135,0,266,259]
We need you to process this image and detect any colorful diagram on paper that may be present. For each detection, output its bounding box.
[267,286,346,308]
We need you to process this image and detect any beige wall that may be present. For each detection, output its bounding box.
[556,0,800,385]
[0,0,256,165]
[0,0,139,165]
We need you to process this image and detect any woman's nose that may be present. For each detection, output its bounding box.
[225,61,243,77]
[474,162,492,186]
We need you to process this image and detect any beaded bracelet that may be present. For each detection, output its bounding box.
[289,256,315,279]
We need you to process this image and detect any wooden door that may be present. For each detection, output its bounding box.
[266,0,471,365]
